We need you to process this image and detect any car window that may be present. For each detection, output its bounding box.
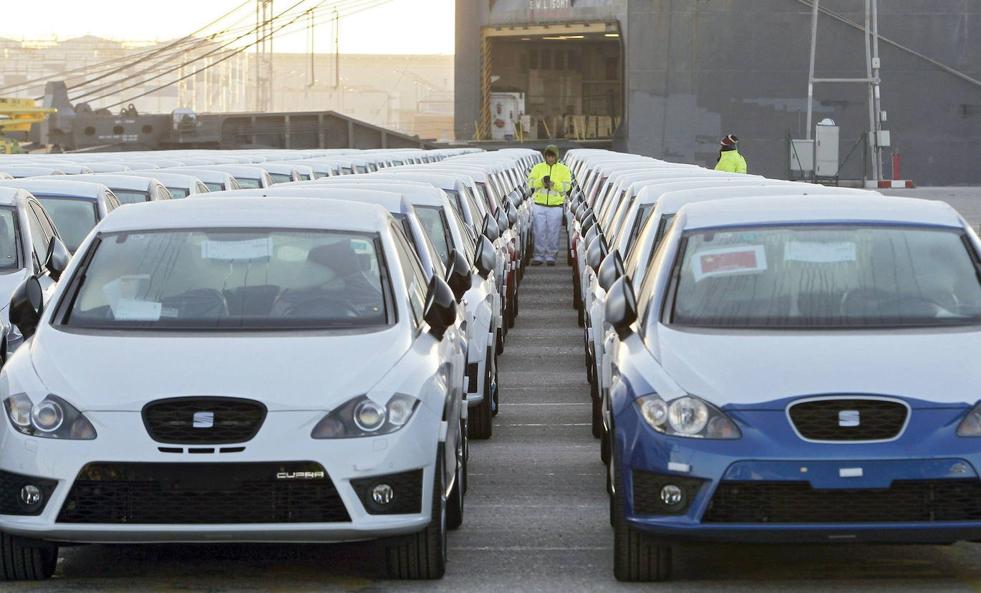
[63,229,390,330]
[416,206,452,266]
[391,223,427,325]
[104,191,121,211]
[36,196,98,253]
[113,189,150,204]
[669,225,981,329]
[236,177,262,189]
[167,187,190,199]
[204,182,223,192]
[0,207,20,270]
[269,173,292,184]
[25,204,50,267]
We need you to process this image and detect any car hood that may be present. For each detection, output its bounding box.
[655,326,981,408]
[29,325,412,412]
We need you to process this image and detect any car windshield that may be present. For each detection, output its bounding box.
[36,196,98,253]
[670,225,981,329]
[236,177,262,189]
[63,229,391,330]
[113,189,150,204]
[0,207,19,270]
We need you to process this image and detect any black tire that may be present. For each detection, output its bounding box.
[591,384,602,439]
[447,437,465,530]
[601,417,611,465]
[383,453,447,579]
[577,301,585,327]
[612,458,672,582]
[491,352,500,417]
[0,532,58,581]
[468,350,494,440]
[496,327,504,356]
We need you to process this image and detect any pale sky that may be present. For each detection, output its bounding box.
[0,0,455,54]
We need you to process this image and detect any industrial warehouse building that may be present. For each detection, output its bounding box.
[455,0,981,185]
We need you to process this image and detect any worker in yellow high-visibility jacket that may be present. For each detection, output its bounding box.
[528,145,572,266]
[715,133,748,173]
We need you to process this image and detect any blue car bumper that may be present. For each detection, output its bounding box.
[615,400,981,544]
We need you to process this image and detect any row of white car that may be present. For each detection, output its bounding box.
[0,147,540,580]
[563,149,981,581]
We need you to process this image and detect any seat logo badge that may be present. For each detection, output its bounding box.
[276,471,325,480]
[193,411,215,429]
[838,410,860,428]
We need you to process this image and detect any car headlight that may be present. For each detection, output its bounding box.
[311,394,420,439]
[957,402,981,436]
[4,394,97,440]
[636,394,740,439]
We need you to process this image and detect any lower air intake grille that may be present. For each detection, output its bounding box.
[57,462,350,524]
[703,480,981,523]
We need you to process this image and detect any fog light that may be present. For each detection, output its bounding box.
[372,484,394,505]
[660,484,684,507]
[19,484,42,506]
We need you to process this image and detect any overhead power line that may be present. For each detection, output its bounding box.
[100,0,392,109]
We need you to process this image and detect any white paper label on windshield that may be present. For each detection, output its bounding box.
[784,241,857,264]
[692,245,767,282]
[202,238,273,261]
[113,298,162,321]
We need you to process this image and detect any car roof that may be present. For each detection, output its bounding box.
[76,174,157,191]
[200,187,413,215]
[122,171,204,187]
[0,179,108,199]
[680,195,964,230]
[314,179,446,206]
[98,197,392,233]
[657,185,870,213]
[0,187,30,206]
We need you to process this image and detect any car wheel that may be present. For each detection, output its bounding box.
[591,382,602,439]
[577,301,585,327]
[600,417,611,465]
[447,437,465,530]
[383,452,447,580]
[491,351,500,417]
[0,532,58,581]
[496,327,504,356]
[612,459,672,582]
[468,350,494,440]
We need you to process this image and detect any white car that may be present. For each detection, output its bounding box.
[0,197,465,581]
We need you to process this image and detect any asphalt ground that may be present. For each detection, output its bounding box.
[14,189,981,592]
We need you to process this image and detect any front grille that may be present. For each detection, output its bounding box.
[703,480,981,523]
[142,397,267,444]
[788,398,907,441]
[0,470,57,516]
[57,462,350,524]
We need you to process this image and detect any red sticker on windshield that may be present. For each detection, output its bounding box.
[692,245,767,281]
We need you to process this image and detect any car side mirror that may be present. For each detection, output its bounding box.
[445,248,472,302]
[423,276,458,340]
[581,213,596,236]
[598,251,625,292]
[586,234,609,271]
[44,236,70,281]
[10,276,44,340]
[504,202,519,226]
[495,208,511,232]
[605,276,638,339]
[475,236,496,279]
[482,213,500,242]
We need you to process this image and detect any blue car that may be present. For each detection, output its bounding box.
[603,194,981,581]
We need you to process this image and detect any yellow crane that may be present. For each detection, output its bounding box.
[0,98,56,154]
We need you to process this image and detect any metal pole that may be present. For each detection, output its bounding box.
[805,0,820,140]
[334,10,340,90]
[871,0,884,180]
[864,0,878,183]
[307,9,315,88]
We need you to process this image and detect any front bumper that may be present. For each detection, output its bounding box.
[616,401,981,544]
[0,408,441,544]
